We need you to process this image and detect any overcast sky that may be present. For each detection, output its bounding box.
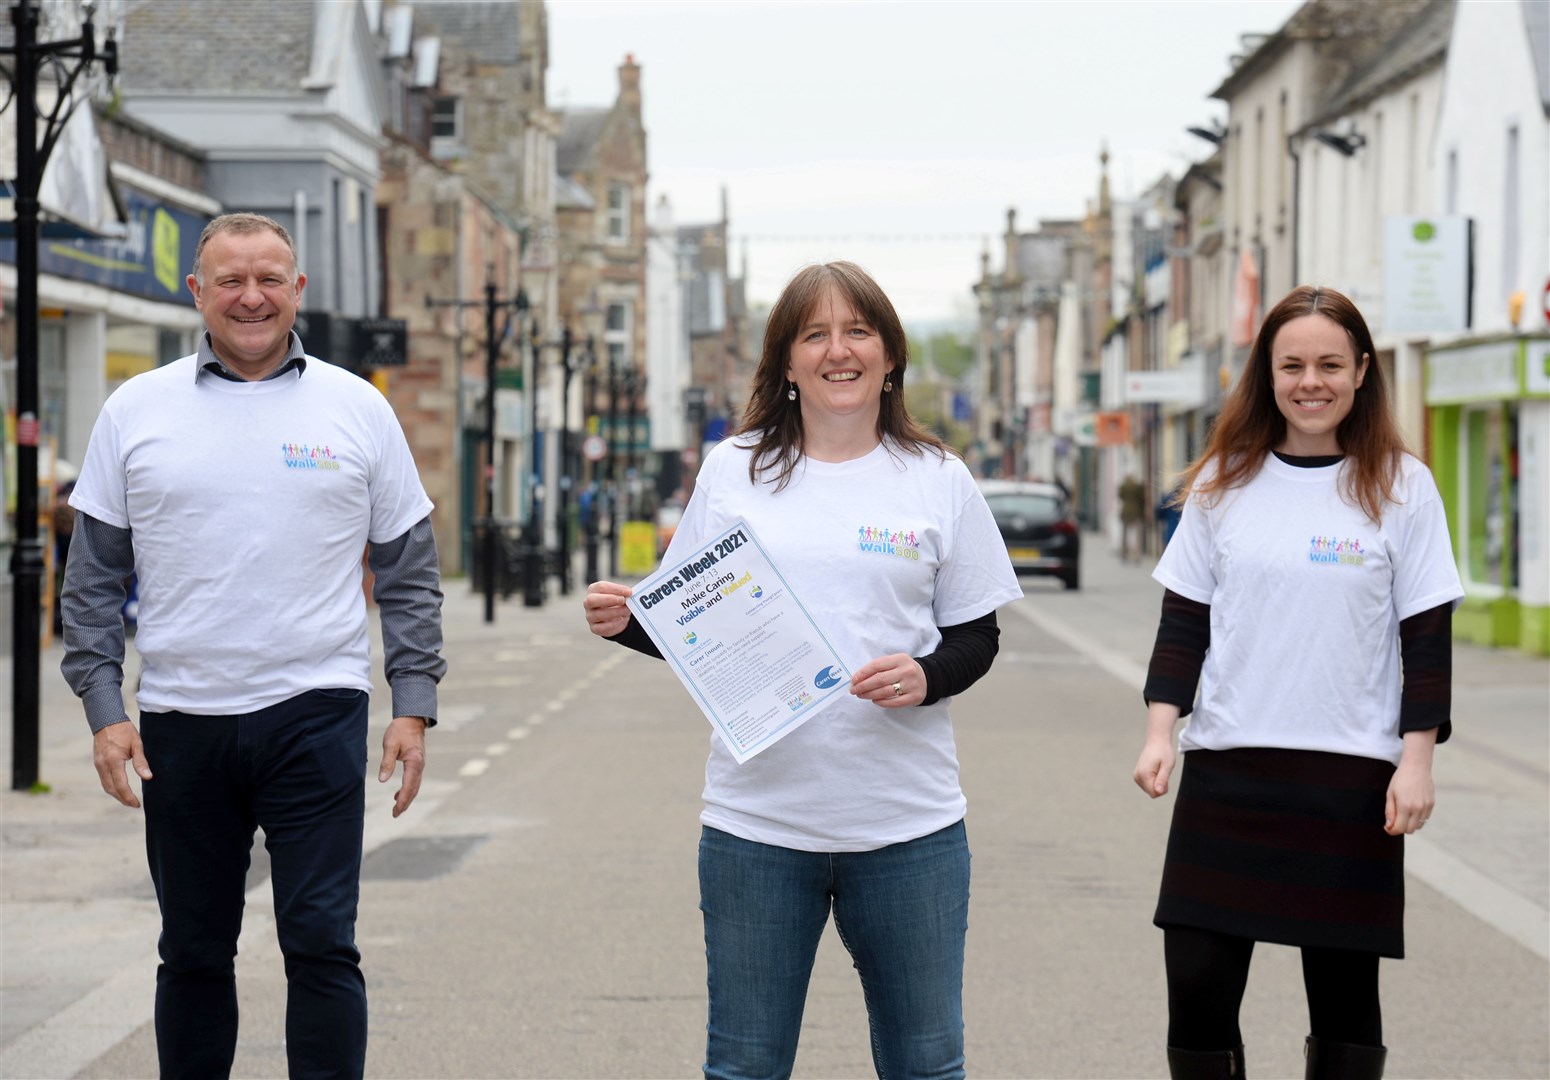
[547,0,1303,326]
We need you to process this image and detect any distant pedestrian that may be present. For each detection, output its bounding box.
[1131,286,1463,1080]
[1154,483,1183,548]
[584,261,1021,1079]
[1119,472,1146,562]
[61,212,445,1080]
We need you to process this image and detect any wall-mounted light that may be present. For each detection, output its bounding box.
[1186,124,1227,145]
[1311,130,1366,156]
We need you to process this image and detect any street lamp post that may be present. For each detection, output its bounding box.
[520,317,545,608]
[582,363,601,585]
[606,357,621,578]
[427,270,525,625]
[552,325,594,596]
[3,0,117,791]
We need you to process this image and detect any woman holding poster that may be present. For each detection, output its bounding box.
[584,261,1021,1080]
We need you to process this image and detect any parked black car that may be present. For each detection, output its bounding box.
[977,479,1081,590]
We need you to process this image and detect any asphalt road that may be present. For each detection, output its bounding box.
[3,540,1546,1079]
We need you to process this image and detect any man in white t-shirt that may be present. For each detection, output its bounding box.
[60,213,444,1080]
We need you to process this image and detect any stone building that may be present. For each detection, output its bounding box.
[554,56,649,510]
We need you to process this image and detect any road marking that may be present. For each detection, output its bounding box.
[485,743,509,756]
[1008,597,1550,961]
[1405,836,1549,959]
[507,727,530,741]
[0,785,452,1079]
[458,759,490,777]
[1006,601,1148,689]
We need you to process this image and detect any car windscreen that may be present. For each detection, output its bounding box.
[984,493,1063,527]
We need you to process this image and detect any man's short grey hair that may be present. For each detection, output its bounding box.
[191,213,298,284]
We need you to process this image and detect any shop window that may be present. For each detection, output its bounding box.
[1460,403,1519,593]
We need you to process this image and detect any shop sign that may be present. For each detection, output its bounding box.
[1094,411,1131,447]
[1524,340,1550,397]
[0,185,208,306]
[1122,359,1207,407]
[1382,216,1471,334]
[1426,340,1521,404]
[495,388,525,439]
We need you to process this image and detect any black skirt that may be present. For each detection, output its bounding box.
[1153,747,1407,958]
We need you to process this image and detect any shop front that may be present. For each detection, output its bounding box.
[1425,334,1550,655]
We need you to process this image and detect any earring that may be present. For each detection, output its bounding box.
[883,377,893,393]
[787,382,797,401]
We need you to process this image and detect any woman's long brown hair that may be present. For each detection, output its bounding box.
[1179,285,1408,523]
[735,261,946,490]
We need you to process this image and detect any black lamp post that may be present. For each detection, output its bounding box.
[3,0,117,791]
[605,356,621,578]
[552,325,594,596]
[427,269,525,624]
[520,316,546,608]
[582,361,602,584]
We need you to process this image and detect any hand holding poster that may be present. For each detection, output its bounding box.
[628,519,851,763]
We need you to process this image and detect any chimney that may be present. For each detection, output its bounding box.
[619,54,641,115]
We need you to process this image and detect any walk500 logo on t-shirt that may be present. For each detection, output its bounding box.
[281,443,340,471]
[1308,534,1365,566]
[857,524,921,561]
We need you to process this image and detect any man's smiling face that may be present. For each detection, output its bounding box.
[188,230,306,378]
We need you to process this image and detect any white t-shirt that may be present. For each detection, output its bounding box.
[666,436,1023,851]
[70,355,433,716]
[1153,453,1464,765]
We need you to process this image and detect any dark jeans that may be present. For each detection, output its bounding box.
[699,821,970,1080]
[141,688,369,1080]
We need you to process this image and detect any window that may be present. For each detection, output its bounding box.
[432,96,460,139]
[431,97,462,160]
[606,184,629,242]
[605,301,631,370]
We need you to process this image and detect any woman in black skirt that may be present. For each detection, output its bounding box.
[1132,286,1464,1080]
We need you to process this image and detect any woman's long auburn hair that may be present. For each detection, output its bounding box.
[734,261,947,490]
[1179,285,1408,523]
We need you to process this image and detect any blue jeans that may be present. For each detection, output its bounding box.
[699,820,970,1080]
[141,688,369,1080]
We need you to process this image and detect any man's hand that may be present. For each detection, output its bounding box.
[379,715,428,818]
[93,722,152,808]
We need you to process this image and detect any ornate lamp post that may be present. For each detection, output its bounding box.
[427,269,524,624]
[3,0,117,791]
[520,315,546,608]
[551,322,596,596]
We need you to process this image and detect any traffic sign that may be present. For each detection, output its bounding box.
[582,434,608,462]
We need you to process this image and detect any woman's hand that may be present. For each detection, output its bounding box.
[1385,729,1438,835]
[1133,701,1182,798]
[850,654,925,708]
[583,580,634,638]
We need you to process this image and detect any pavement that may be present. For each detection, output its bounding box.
[1,538,1546,1079]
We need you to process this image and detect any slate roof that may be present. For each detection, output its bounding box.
[1313,0,1455,123]
[555,108,608,174]
[410,1,521,67]
[117,0,313,94]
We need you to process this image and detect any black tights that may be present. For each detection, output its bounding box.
[1164,925,1383,1050]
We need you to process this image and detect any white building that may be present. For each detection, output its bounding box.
[1424,0,1550,655]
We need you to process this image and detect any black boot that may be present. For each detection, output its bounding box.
[1167,1044,1246,1078]
[1304,1035,1386,1079]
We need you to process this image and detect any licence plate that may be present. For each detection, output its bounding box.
[1008,547,1043,561]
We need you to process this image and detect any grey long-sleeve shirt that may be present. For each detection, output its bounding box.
[61,512,446,733]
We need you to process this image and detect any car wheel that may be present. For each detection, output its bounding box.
[1061,571,1080,591]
